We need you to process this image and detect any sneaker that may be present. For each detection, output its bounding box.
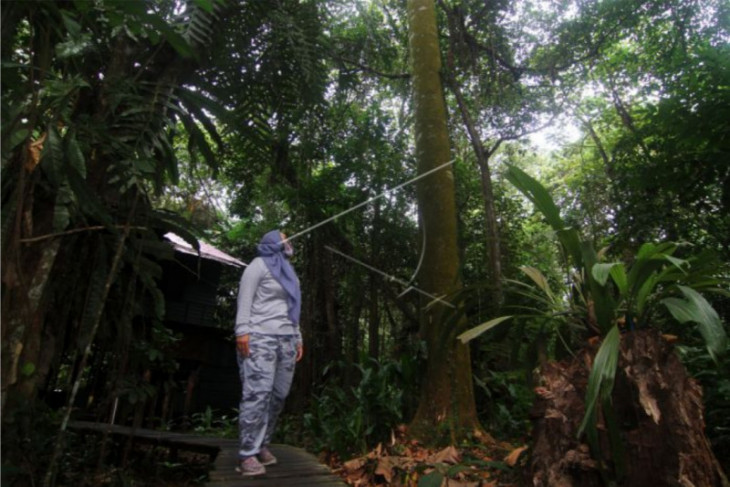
[258,446,277,466]
[236,456,266,476]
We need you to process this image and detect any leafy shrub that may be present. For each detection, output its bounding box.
[473,370,532,440]
[190,406,238,438]
[302,357,414,459]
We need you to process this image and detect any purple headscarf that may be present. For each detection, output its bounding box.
[257,230,301,324]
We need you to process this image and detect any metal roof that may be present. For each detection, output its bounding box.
[164,232,246,268]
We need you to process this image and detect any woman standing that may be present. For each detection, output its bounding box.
[235,230,304,476]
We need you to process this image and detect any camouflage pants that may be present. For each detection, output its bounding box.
[237,333,298,458]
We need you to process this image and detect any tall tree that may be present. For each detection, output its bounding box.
[1,0,227,419]
[406,0,485,442]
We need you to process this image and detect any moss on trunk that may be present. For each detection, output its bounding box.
[405,0,486,445]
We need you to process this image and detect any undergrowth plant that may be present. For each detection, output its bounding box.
[189,407,238,438]
[473,369,532,440]
[302,356,415,459]
[458,165,729,482]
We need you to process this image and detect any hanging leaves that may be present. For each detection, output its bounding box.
[663,286,728,362]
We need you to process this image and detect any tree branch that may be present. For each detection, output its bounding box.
[19,225,148,244]
[331,54,410,80]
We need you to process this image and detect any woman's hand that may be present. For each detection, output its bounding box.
[296,343,304,362]
[236,334,250,357]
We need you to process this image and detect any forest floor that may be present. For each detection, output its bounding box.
[11,426,524,486]
[325,426,526,486]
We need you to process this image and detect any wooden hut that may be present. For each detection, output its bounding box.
[160,233,245,427]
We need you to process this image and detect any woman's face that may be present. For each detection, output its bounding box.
[280,232,294,257]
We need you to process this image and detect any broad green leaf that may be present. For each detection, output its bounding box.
[583,242,615,332]
[636,242,664,260]
[52,184,73,231]
[592,263,619,286]
[663,286,727,361]
[505,165,564,230]
[7,127,30,153]
[602,395,626,479]
[457,316,513,343]
[609,264,628,295]
[65,131,86,178]
[40,125,65,186]
[520,266,553,299]
[592,263,628,295]
[579,324,621,438]
[60,10,82,36]
[664,255,689,274]
[556,228,584,270]
[418,471,444,487]
[635,273,658,315]
[627,257,664,299]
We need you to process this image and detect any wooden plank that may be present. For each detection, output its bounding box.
[68,421,346,486]
[209,444,346,486]
[206,480,347,486]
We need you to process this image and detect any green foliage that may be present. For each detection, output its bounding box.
[473,370,533,440]
[190,407,238,438]
[663,286,727,363]
[303,357,412,459]
[1,0,229,415]
[1,1,727,483]
[556,2,730,257]
[462,164,728,481]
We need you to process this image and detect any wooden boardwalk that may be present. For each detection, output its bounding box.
[208,441,346,486]
[69,421,346,486]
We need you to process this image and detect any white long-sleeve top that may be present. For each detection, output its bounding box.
[235,257,302,344]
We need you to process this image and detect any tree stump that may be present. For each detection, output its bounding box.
[527,330,729,487]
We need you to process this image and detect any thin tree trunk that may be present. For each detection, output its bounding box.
[368,274,380,360]
[447,75,504,305]
[345,292,363,388]
[44,198,137,487]
[323,248,341,360]
[369,203,382,360]
[406,0,486,444]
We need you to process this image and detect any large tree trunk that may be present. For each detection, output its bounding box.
[406,0,485,444]
[529,330,729,487]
